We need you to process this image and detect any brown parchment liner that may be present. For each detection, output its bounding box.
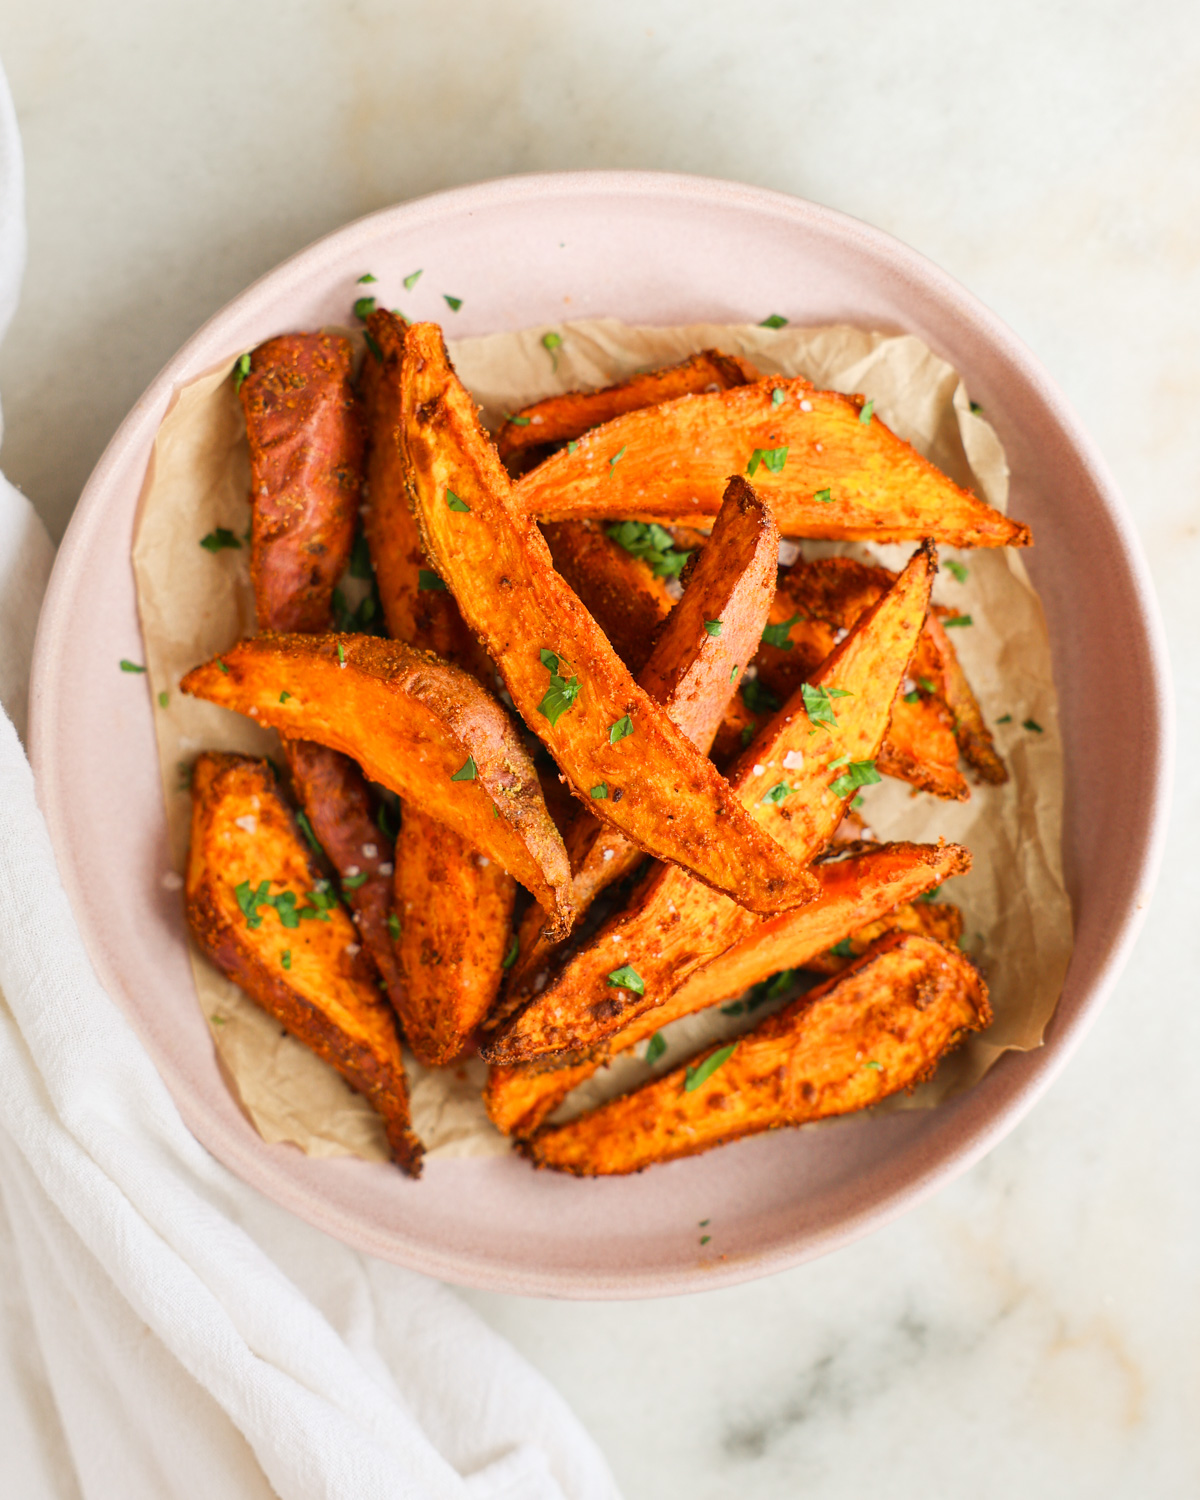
[132,320,1072,1163]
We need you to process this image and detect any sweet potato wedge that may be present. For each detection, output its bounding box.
[485,838,967,1137]
[399,321,815,917]
[516,377,1031,549]
[496,348,758,464]
[500,477,779,1019]
[801,898,963,976]
[522,931,991,1174]
[925,609,1008,784]
[240,333,364,632]
[482,542,936,1067]
[180,633,573,936]
[540,520,676,675]
[185,753,422,1174]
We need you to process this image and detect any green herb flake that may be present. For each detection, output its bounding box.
[157,691,169,708]
[590,783,608,800]
[969,400,983,415]
[704,619,723,638]
[851,794,865,810]
[814,487,833,504]
[609,714,634,744]
[1023,718,1044,733]
[699,1218,710,1227]
[859,399,875,425]
[700,1235,712,1246]
[761,780,792,806]
[363,331,383,363]
[801,681,852,728]
[997,713,1013,724]
[944,614,973,628]
[234,879,272,930]
[336,641,345,665]
[644,1032,667,1065]
[120,659,147,673]
[730,665,739,682]
[342,872,368,890]
[567,439,579,454]
[279,691,292,704]
[903,690,921,704]
[761,612,800,650]
[353,296,377,322]
[607,963,644,995]
[403,269,422,290]
[446,490,472,513]
[200,527,242,553]
[443,294,462,312]
[295,810,322,855]
[281,949,292,970]
[537,649,581,727]
[746,445,788,477]
[501,933,520,970]
[917,885,943,904]
[388,912,402,942]
[771,387,785,407]
[919,676,937,693]
[541,330,563,358]
[945,559,969,583]
[759,314,788,329]
[830,759,882,798]
[684,1042,738,1092]
[605,520,690,578]
[418,569,447,591]
[451,755,478,782]
[232,352,252,392]
[865,1059,883,1071]
[741,678,781,717]
[357,272,377,284]
[830,938,856,959]
[505,413,531,426]
[608,445,628,473]
[210,1014,227,1026]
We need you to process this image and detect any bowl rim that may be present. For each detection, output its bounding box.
[29,169,1175,1297]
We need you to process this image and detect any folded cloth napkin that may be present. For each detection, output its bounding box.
[0,62,617,1500]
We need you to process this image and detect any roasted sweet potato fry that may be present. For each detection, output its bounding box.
[496,348,758,464]
[485,839,967,1137]
[924,610,1008,784]
[181,633,573,935]
[482,543,936,1067]
[801,898,962,975]
[399,321,815,917]
[185,753,422,1174]
[501,477,779,1019]
[516,378,1031,548]
[541,521,676,675]
[522,931,991,1174]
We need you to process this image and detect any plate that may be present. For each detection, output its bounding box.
[29,172,1172,1297]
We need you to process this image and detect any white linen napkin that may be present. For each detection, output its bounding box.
[0,61,617,1500]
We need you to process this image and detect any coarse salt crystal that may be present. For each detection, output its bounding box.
[345,865,360,877]
[477,856,490,868]
[752,763,765,777]
[362,842,378,859]
[602,849,615,862]
[744,664,758,679]
[344,943,361,957]
[378,862,393,876]
[234,815,257,834]
[783,749,804,770]
[800,399,812,412]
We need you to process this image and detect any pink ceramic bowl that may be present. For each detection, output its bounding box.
[29,172,1171,1297]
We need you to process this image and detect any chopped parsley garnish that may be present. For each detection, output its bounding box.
[502,933,520,969]
[403,269,422,290]
[234,880,333,931]
[645,1032,666,1064]
[684,1042,738,1092]
[590,783,608,799]
[746,445,788,477]
[537,649,580,727]
[377,802,397,840]
[120,659,146,673]
[851,794,865,810]
[704,619,723,637]
[336,641,345,665]
[157,691,169,708]
[567,439,579,454]
[363,331,383,362]
[772,387,785,407]
[761,780,792,806]
[730,665,739,682]
[342,872,368,890]
[295,810,322,855]
[349,531,374,579]
[945,559,969,583]
[609,714,634,744]
[216,659,229,674]
[919,676,937,693]
[605,520,690,578]
[541,331,562,367]
[724,969,799,1015]
[830,759,881,798]
[759,314,788,329]
[830,938,856,959]
[944,614,973,628]
[969,400,983,415]
[357,273,376,284]
[388,912,402,941]
[451,755,478,782]
[917,885,942,903]
[443,294,462,311]
[607,963,644,995]
[1023,718,1044,733]
[859,399,875,424]
[353,296,376,321]
[505,413,531,426]
[446,489,471,512]
[997,713,1012,724]
[279,690,292,704]
[699,1218,710,1226]
[814,487,833,504]
[281,950,292,970]
[200,527,242,553]
[741,678,780,716]
[802,682,851,728]
[700,1234,712,1245]
[903,690,921,704]
[608,445,628,473]
[232,352,251,391]
[865,1060,883,1071]
[418,569,447,591]
[761,612,799,650]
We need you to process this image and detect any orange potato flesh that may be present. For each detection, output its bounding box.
[496,348,758,464]
[800,898,963,976]
[481,543,936,1067]
[515,378,1032,548]
[180,633,573,937]
[185,753,422,1174]
[522,931,991,1175]
[499,477,779,1022]
[359,308,517,1064]
[485,839,967,1137]
[399,321,816,917]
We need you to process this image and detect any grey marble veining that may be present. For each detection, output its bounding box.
[1,3,1197,1496]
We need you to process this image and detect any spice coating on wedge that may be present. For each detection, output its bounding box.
[399,321,816,917]
[516,378,1031,548]
[185,753,422,1174]
[482,542,936,1067]
[522,931,991,1174]
[181,632,573,937]
[485,839,968,1138]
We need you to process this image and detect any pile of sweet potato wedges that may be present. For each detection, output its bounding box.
[180,313,1023,1178]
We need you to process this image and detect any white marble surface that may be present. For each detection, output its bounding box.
[2,3,1197,1495]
